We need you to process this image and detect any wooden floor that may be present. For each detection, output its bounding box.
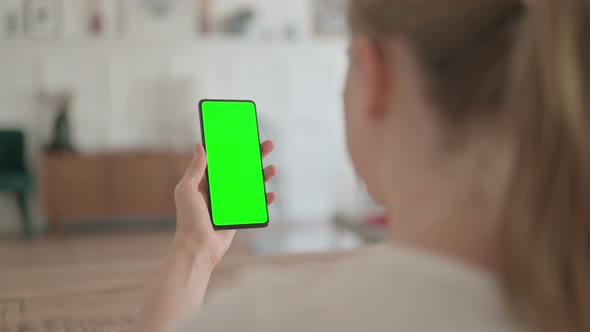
[0,232,175,270]
[0,231,346,332]
[0,231,175,331]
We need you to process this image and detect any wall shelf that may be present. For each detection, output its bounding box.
[0,36,346,48]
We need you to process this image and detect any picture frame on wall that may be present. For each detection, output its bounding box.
[122,0,192,39]
[23,0,61,39]
[313,0,349,36]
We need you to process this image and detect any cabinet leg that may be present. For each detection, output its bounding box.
[49,219,63,236]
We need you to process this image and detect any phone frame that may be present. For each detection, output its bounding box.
[198,99,270,230]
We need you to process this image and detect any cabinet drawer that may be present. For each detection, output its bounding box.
[43,154,107,222]
[106,154,173,218]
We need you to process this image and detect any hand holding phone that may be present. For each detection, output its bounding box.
[173,141,276,269]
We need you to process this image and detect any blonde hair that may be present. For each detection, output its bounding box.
[349,0,590,331]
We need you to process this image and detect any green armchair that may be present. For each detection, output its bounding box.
[0,130,33,237]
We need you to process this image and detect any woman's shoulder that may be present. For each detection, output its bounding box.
[177,244,526,332]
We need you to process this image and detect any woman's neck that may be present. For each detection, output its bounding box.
[388,211,501,272]
[384,147,512,272]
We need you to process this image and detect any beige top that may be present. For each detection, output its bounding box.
[177,244,526,332]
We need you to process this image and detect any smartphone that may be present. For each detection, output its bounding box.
[198,99,269,229]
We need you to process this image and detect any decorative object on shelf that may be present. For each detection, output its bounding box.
[4,9,21,37]
[116,0,128,36]
[23,0,61,39]
[46,92,75,153]
[221,7,255,35]
[198,0,211,35]
[139,0,178,18]
[313,0,349,36]
[124,0,190,39]
[88,0,103,36]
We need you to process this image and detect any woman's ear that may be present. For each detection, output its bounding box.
[353,36,391,119]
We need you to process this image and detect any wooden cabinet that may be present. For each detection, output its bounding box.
[107,154,172,218]
[43,154,107,225]
[42,152,193,232]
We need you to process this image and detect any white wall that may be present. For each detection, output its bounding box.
[0,1,364,235]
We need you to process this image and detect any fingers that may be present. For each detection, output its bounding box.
[261,140,275,159]
[181,144,207,185]
[264,165,277,182]
[266,192,277,205]
[261,142,276,205]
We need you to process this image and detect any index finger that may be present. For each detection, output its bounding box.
[181,144,207,185]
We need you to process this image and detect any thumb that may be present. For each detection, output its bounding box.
[182,144,207,184]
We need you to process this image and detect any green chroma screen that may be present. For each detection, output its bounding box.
[200,100,268,228]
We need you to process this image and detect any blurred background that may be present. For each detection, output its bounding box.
[0,1,388,329]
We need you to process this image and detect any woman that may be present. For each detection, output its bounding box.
[136,0,590,331]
